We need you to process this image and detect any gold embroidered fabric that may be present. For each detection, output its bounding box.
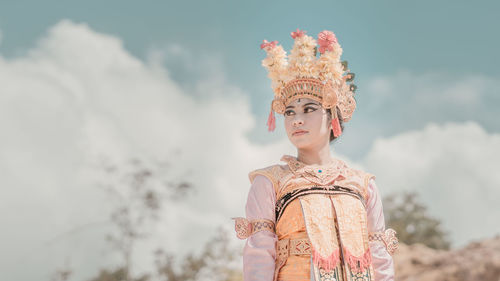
[279,154,375,201]
[281,155,349,186]
[279,237,312,256]
[300,193,374,280]
[368,228,399,255]
[273,154,378,281]
[248,164,290,195]
[243,154,384,281]
[275,200,311,281]
[231,217,275,240]
[299,194,341,270]
[274,237,312,281]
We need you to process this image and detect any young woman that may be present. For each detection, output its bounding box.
[233,29,398,281]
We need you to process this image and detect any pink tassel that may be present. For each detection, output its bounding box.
[332,117,342,137]
[267,108,276,132]
[311,247,341,271]
[343,247,372,273]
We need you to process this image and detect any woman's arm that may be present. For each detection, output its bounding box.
[366,178,396,281]
[242,174,278,281]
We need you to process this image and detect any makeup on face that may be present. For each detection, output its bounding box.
[284,100,320,116]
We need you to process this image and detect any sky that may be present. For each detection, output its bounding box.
[0,1,499,280]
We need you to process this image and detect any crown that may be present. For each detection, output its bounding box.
[260,29,357,132]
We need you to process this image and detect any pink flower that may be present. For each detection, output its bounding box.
[317,30,338,54]
[290,28,306,39]
[260,39,278,50]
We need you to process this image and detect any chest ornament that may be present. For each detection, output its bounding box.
[281,154,351,186]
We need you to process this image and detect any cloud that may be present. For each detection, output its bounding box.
[338,70,500,159]
[0,19,294,281]
[369,70,500,129]
[1,18,498,281]
[362,121,500,248]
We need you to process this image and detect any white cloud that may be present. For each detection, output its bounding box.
[366,70,500,122]
[362,121,500,248]
[1,18,498,281]
[0,19,294,281]
[339,69,500,159]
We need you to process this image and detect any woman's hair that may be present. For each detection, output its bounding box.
[326,106,344,143]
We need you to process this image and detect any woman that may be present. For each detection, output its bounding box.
[232,29,398,281]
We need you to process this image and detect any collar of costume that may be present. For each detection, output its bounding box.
[280,154,348,186]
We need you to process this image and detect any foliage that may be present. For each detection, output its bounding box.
[383,190,451,250]
[95,156,193,281]
[152,226,242,281]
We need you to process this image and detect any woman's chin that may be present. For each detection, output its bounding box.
[290,139,312,149]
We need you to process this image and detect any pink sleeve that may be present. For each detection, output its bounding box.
[243,175,277,281]
[366,178,395,281]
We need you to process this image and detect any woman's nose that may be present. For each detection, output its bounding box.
[293,118,304,127]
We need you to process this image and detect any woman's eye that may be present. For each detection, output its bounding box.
[285,110,294,116]
[305,107,316,113]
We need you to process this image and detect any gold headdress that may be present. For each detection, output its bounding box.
[260,29,357,137]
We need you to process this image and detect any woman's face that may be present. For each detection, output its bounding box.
[284,98,331,149]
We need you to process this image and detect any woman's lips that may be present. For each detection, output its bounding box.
[293,130,308,136]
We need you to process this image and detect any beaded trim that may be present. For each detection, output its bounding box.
[231,217,275,240]
[278,237,312,256]
[368,228,399,255]
[283,78,324,99]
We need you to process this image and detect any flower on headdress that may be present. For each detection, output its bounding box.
[290,28,306,39]
[317,30,338,54]
[260,39,278,50]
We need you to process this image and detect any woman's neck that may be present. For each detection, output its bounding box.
[296,146,334,166]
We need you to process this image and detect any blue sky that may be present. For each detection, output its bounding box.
[0,1,499,280]
[2,0,499,156]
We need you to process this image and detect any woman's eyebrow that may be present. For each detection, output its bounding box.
[286,102,319,109]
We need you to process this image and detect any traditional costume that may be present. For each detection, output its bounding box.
[232,29,398,281]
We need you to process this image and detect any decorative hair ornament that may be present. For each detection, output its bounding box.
[331,108,342,137]
[260,29,358,135]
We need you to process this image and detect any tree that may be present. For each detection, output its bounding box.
[383,191,451,250]
[152,226,242,281]
[88,267,149,281]
[96,155,193,281]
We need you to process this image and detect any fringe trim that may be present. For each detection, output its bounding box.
[311,246,341,271]
[343,246,372,273]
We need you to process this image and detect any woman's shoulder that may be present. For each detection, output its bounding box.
[347,166,376,187]
[337,161,377,199]
[248,163,289,185]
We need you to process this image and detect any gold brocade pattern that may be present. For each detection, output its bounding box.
[231,217,275,239]
[248,164,290,195]
[368,228,399,256]
[299,194,341,270]
[245,155,386,281]
[281,155,349,186]
[276,199,311,281]
[330,195,368,257]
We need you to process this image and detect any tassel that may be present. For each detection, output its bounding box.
[331,109,342,137]
[343,247,372,273]
[311,247,341,271]
[267,108,276,132]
